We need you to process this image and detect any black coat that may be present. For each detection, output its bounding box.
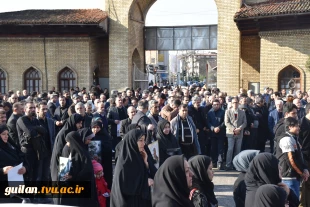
[7,113,22,148]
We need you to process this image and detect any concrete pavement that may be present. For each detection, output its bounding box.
[213,170,239,207]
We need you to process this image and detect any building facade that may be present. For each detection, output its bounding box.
[0,9,108,93]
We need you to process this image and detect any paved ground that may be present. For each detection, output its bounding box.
[213,170,239,207]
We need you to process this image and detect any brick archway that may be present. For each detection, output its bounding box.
[105,0,242,94]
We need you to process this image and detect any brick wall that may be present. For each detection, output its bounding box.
[213,0,241,95]
[241,36,260,90]
[260,29,310,92]
[0,37,105,92]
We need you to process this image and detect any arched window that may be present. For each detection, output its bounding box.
[0,69,6,94]
[278,65,301,93]
[59,67,76,92]
[24,67,41,93]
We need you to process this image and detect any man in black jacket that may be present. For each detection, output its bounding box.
[119,106,136,139]
[53,96,69,133]
[274,102,298,152]
[132,100,154,144]
[188,96,209,155]
[7,102,24,147]
[107,96,128,149]
[16,101,47,182]
[252,96,269,152]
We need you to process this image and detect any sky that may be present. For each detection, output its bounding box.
[0,0,218,26]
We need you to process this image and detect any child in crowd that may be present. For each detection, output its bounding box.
[92,160,110,207]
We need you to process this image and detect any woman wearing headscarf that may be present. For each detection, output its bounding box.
[60,131,98,207]
[91,120,113,189]
[156,119,180,166]
[0,125,28,203]
[62,128,95,157]
[254,184,287,207]
[115,124,139,163]
[110,129,151,207]
[152,155,194,207]
[244,153,298,207]
[233,150,259,207]
[188,155,217,207]
[50,113,83,182]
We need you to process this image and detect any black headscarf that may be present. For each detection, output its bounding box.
[254,184,286,207]
[156,119,180,166]
[91,120,102,130]
[77,128,94,143]
[245,153,282,207]
[0,125,22,169]
[233,150,260,172]
[110,129,149,206]
[50,114,83,181]
[233,150,259,206]
[152,155,194,207]
[64,131,98,206]
[188,155,217,205]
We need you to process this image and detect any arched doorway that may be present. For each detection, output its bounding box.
[58,67,76,92]
[278,65,302,93]
[24,67,41,93]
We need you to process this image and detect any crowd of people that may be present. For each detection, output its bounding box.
[0,83,310,206]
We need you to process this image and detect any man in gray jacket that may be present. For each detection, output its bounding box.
[225,98,247,170]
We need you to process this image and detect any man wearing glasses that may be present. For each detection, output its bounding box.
[224,98,247,171]
[207,99,226,169]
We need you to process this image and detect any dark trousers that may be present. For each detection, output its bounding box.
[112,136,122,151]
[197,131,208,155]
[21,147,37,181]
[35,154,51,182]
[211,136,224,164]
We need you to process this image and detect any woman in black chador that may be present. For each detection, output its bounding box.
[0,125,28,203]
[60,131,98,206]
[110,129,151,207]
[233,150,259,207]
[244,153,299,207]
[156,119,180,166]
[50,113,83,182]
[254,184,287,207]
[152,155,194,207]
[188,155,218,207]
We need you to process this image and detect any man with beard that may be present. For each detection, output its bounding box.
[7,102,24,147]
[207,99,226,169]
[293,98,305,121]
[53,96,69,133]
[119,106,136,139]
[170,104,201,159]
[75,102,92,128]
[107,97,129,149]
[16,102,47,182]
[252,96,269,152]
[35,102,55,203]
[47,93,58,118]
[188,96,209,155]
[147,100,162,144]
